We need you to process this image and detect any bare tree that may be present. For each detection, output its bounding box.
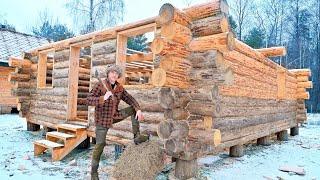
[229,0,251,40]
[66,0,125,34]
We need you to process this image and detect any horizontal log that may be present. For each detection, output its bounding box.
[92,53,116,66]
[150,37,191,58]
[8,57,31,68]
[296,76,309,82]
[189,32,235,52]
[13,81,36,89]
[79,67,91,75]
[31,94,68,104]
[161,22,192,44]
[15,67,31,74]
[297,81,312,89]
[30,107,67,120]
[126,53,153,63]
[91,39,117,56]
[30,100,67,111]
[191,14,229,37]
[183,0,229,20]
[52,68,69,79]
[188,129,221,146]
[53,78,68,87]
[158,3,191,27]
[35,87,68,96]
[8,73,30,82]
[255,46,287,57]
[296,92,309,99]
[289,69,311,76]
[188,50,223,69]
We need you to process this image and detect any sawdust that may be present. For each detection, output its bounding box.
[111,141,165,180]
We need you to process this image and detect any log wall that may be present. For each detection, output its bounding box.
[0,66,16,113]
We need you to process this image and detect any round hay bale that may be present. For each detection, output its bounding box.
[111,141,165,180]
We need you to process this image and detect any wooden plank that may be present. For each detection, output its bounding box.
[34,139,64,149]
[37,53,47,88]
[117,23,156,37]
[126,53,153,63]
[116,34,128,85]
[67,46,80,120]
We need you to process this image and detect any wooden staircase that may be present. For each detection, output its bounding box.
[34,123,87,161]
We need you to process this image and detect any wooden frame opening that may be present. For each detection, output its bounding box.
[116,23,156,85]
[37,50,54,89]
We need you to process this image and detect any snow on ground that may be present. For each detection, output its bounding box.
[0,113,319,179]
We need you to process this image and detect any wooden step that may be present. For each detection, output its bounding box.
[34,139,64,149]
[46,131,75,141]
[57,123,86,132]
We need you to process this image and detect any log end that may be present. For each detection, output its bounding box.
[157,120,173,139]
[158,3,175,25]
[151,68,167,87]
[150,37,165,55]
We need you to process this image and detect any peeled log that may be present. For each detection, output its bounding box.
[161,22,192,44]
[165,139,187,154]
[255,46,287,57]
[157,120,189,139]
[188,129,221,146]
[189,32,235,52]
[296,76,309,82]
[159,56,191,73]
[296,92,309,99]
[191,14,229,37]
[151,68,189,88]
[297,81,312,89]
[158,3,191,27]
[8,57,31,68]
[150,37,191,58]
[183,0,229,20]
[8,73,30,82]
[289,69,311,77]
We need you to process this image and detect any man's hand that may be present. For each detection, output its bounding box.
[135,110,144,121]
[104,91,113,100]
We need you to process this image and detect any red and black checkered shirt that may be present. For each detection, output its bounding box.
[86,79,140,128]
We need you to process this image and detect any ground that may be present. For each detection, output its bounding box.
[0,114,319,180]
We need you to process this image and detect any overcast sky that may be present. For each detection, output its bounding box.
[0,0,209,34]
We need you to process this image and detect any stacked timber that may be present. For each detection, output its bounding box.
[289,69,312,123]
[151,3,193,89]
[28,49,70,126]
[8,56,33,117]
[77,54,91,121]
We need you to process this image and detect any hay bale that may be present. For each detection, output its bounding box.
[111,141,165,180]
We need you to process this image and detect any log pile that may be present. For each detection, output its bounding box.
[289,69,312,123]
[151,3,193,89]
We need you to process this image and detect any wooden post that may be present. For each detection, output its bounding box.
[230,144,244,157]
[174,159,198,179]
[67,46,80,120]
[27,121,40,131]
[37,53,47,88]
[290,126,299,136]
[116,34,127,85]
[257,136,271,146]
[277,130,288,141]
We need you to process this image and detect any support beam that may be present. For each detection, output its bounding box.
[257,136,271,146]
[230,144,244,157]
[67,46,80,120]
[174,159,198,180]
[37,53,48,88]
[290,126,299,136]
[277,130,288,141]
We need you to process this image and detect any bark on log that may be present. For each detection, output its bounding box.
[161,22,192,44]
[8,57,31,68]
[183,0,229,20]
[191,14,229,37]
[255,46,287,57]
[150,37,191,58]
[8,73,30,82]
[92,53,116,66]
[174,159,198,179]
[158,3,191,27]
[189,32,235,52]
[158,87,190,109]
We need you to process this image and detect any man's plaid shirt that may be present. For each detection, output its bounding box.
[86,79,140,128]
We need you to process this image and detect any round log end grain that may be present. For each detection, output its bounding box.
[158,3,175,25]
[150,37,165,55]
[151,68,167,87]
[157,120,173,139]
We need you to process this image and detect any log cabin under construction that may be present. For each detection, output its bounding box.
[7,0,312,179]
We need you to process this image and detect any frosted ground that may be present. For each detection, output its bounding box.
[0,114,319,180]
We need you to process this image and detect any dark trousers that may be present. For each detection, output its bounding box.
[91,106,138,173]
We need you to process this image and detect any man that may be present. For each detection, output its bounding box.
[87,64,149,179]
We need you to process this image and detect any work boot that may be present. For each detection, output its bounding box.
[91,143,105,180]
[133,133,150,145]
[131,114,149,144]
